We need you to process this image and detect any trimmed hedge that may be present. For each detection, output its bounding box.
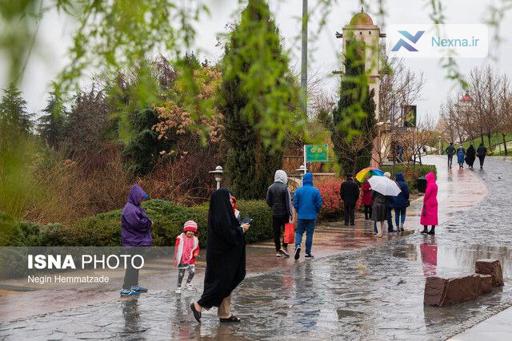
[381,164,437,192]
[3,199,273,248]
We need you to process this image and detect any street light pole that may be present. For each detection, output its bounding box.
[301,0,308,115]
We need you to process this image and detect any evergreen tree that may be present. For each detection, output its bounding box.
[38,91,65,149]
[220,0,300,199]
[122,108,162,176]
[331,40,377,175]
[0,84,32,134]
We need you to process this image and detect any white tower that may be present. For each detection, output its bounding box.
[336,10,388,165]
[337,9,385,119]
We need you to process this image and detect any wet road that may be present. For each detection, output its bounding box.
[1,157,511,340]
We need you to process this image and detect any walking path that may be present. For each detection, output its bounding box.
[1,156,511,340]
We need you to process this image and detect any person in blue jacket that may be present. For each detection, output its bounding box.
[390,173,410,232]
[293,172,323,260]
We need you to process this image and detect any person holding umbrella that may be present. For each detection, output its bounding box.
[368,175,401,238]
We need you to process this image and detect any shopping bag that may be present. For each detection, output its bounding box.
[284,223,295,244]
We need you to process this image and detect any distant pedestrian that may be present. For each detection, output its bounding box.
[465,144,476,169]
[191,189,250,323]
[456,145,466,169]
[446,142,456,169]
[340,174,359,226]
[390,173,410,232]
[266,170,292,258]
[120,183,152,297]
[293,172,323,260]
[384,172,394,232]
[361,180,373,220]
[420,172,438,235]
[372,190,387,238]
[174,220,200,294]
[477,143,487,169]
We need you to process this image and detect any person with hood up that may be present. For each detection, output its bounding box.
[191,189,250,323]
[361,180,373,220]
[390,173,410,232]
[456,145,466,169]
[266,170,292,257]
[120,183,152,297]
[384,172,395,232]
[293,172,323,260]
[477,143,487,169]
[340,174,359,226]
[420,172,438,235]
[465,144,476,169]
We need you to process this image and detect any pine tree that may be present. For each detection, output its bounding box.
[38,91,65,149]
[331,40,377,175]
[220,0,299,199]
[0,84,32,134]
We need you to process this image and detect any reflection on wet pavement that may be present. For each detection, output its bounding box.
[1,157,511,340]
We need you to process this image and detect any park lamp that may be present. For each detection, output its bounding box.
[209,165,223,190]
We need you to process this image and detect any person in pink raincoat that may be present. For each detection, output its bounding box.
[420,172,438,235]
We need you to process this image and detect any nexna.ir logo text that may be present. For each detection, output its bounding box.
[391,31,425,52]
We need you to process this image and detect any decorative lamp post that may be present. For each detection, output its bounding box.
[209,166,223,190]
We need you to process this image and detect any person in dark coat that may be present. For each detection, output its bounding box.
[390,173,410,232]
[266,170,292,257]
[477,143,487,169]
[120,183,152,297]
[465,145,476,169]
[372,190,387,238]
[446,142,456,169]
[191,189,250,323]
[340,174,359,226]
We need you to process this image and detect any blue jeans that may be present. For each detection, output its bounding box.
[295,219,316,254]
[394,207,407,227]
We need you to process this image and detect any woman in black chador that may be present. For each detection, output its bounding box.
[190,188,250,323]
[465,144,476,169]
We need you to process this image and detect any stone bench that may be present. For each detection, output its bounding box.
[424,259,502,307]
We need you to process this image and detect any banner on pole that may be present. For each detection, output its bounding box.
[305,144,328,163]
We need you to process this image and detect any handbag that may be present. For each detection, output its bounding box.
[284,223,295,244]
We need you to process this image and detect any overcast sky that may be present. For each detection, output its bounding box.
[2,0,511,123]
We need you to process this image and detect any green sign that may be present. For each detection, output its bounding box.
[305,144,328,162]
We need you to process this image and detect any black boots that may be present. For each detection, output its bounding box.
[421,226,428,234]
[427,227,435,235]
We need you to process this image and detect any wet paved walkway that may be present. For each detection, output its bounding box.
[1,156,511,340]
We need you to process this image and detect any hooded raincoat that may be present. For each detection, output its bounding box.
[197,189,246,308]
[266,170,292,218]
[293,173,323,220]
[420,172,438,226]
[391,173,410,209]
[121,184,152,247]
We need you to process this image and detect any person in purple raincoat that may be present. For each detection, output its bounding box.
[120,183,152,297]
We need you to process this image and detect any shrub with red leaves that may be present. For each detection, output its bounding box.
[316,178,342,220]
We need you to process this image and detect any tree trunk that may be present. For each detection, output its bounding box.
[480,133,484,145]
[487,132,492,148]
[503,134,508,156]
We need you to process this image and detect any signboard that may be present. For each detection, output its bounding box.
[403,105,417,128]
[305,144,328,163]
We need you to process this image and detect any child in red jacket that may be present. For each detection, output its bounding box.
[175,220,200,293]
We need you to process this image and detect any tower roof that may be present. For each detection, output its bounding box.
[349,10,374,26]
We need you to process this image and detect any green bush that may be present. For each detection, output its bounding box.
[381,164,437,192]
[3,199,273,248]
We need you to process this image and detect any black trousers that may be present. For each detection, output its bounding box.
[344,203,355,225]
[364,205,372,220]
[387,206,394,231]
[272,215,288,252]
[448,155,453,168]
[478,155,485,168]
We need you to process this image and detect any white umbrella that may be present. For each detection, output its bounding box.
[368,176,401,196]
